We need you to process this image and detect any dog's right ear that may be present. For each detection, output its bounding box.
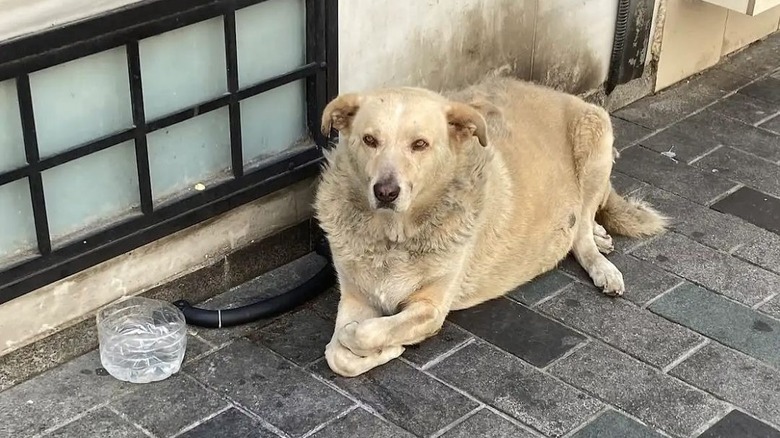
[321,94,362,136]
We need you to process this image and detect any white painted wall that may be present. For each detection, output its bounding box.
[0,0,144,42]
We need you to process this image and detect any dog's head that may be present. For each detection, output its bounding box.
[321,88,488,213]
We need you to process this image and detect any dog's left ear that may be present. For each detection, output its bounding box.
[321,93,362,136]
[446,102,488,147]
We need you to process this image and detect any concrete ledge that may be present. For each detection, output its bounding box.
[0,178,315,384]
[0,218,314,391]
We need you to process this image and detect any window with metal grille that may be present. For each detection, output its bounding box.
[0,0,338,304]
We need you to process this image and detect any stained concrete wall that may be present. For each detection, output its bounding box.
[338,0,621,95]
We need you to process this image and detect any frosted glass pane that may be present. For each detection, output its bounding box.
[140,18,228,120]
[241,80,308,166]
[148,108,231,203]
[0,179,37,265]
[30,47,133,158]
[236,0,306,87]
[0,79,26,173]
[42,141,140,244]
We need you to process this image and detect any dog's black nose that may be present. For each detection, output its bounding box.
[373,181,400,203]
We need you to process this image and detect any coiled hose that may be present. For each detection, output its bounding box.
[173,235,335,328]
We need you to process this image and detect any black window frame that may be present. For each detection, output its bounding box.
[0,0,338,304]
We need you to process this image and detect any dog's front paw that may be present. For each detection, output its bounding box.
[325,340,403,377]
[590,260,625,296]
[338,321,383,357]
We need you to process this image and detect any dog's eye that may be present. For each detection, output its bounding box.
[362,134,377,147]
[411,139,429,151]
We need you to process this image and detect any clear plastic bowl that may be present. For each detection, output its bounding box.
[96,297,187,384]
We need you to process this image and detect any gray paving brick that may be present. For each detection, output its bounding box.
[650,283,780,368]
[615,146,737,204]
[557,253,682,305]
[185,339,352,437]
[43,408,145,438]
[249,308,333,366]
[0,351,134,437]
[311,358,478,437]
[761,114,780,133]
[611,234,645,254]
[429,341,602,438]
[613,68,749,129]
[308,286,339,320]
[633,232,779,306]
[402,322,471,367]
[611,172,649,197]
[708,92,780,125]
[758,295,780,320]
[611,116,652,150]
[698,410,780,438]
[507,270,574,306]
[537,283,701,368]
[735,230,780,275]
[182,333,214,364]
[548,342,725,437]
[178,408,277,438]
[641,109,780,163]
[441,409,537,438]
[670,343,780,427]
[310,408,414,438]
[110,374,229,437]
[634,185,763,252]
[693,147,780,198]
[570,410,664,438]
[719,33,780,79]
[447,297,586,367]
[739,76,780,104]
[712,186,780,235]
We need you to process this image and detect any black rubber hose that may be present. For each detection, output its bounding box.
[173,236,335,328]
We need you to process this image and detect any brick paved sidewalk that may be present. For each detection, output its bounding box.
[2,33,779,438]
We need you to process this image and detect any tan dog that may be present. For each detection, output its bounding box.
[314,77,667,377]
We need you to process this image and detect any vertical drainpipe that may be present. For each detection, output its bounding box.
[606,0,655,94]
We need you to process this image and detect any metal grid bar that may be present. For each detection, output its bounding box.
[305,0,325,146]
[127,41,154,215]
[0,64,319,187]
[16,75,52,256]
[0,0,338,303]
[224,6,244,179]
[0,0,247,80]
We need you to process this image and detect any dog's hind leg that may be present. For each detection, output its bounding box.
[573,208,625,295]
[570,105,625,296]
[593,222,614,254]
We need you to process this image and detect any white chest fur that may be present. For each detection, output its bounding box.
[335,244,425,315]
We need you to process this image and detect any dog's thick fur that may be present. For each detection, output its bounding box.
[314,77,667,377]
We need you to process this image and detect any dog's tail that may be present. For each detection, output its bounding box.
[596,186,668,238]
